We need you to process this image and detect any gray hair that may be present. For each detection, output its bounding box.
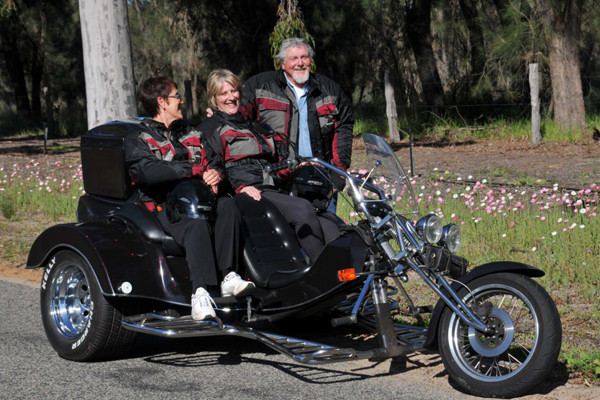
[275,37,315,64]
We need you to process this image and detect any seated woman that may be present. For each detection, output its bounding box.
[200,69,337,264]
[124,76,254,321]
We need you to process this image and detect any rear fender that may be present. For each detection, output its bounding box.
[27,222,191,305]
[27,224,113,293]
[423,261,544,349]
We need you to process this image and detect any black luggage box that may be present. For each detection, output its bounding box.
[81,119,146,199]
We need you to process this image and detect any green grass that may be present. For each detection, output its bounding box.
[0,159,82,222]
[352,113,598,142]
[563,346,600,382]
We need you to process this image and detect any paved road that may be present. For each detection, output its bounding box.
[0,279,484,400]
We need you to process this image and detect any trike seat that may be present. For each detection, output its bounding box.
[77,194,185,256]
[234,193,311,289]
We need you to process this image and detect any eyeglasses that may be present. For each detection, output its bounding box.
[167,93,181,100]
[285,55,311,64]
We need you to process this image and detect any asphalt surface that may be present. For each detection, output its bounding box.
[0,279,484,400]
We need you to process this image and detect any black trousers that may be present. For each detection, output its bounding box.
[157,196,240,291]
[261,191,338,262]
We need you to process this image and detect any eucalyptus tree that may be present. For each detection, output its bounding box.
[0,0,32,120]
[405,0,445,113]
[129,0,204,116]
[79,0,137,129]
[535,0,586,131]
[0,0,84,130]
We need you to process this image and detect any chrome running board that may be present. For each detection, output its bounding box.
[122,313,376,365]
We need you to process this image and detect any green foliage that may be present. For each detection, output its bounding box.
[0,0,85,134]
[268,1,315,69]
[0,197,17,220]
[563,346,600,382]
[352,116,388,136]
[0,0,21,17]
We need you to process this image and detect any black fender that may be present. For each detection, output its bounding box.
[423,261,544,349]
[27,222,192,306]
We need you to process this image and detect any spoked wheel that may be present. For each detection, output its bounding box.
[40,250,136,361]
[438,272,561,398]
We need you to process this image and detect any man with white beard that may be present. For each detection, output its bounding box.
[240,37,354,196]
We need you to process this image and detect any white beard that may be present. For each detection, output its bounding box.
[291,69,310,86]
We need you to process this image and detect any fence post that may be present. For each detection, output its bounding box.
[43,87,50,154]
[529,63,541,145]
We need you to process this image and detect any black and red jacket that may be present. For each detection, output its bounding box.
[200,111,287,194]
[240,70,354,171]
[124,118,220,206]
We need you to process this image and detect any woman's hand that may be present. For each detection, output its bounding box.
[241,186,261,201]
[203,169,221,194]
[203,169,220,185]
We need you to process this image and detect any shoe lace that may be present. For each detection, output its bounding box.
[194,291,217,309]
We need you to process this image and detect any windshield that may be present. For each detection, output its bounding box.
[362,133,418,217]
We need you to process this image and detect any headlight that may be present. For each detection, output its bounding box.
[416,213,443,244]
[442,223,462,252]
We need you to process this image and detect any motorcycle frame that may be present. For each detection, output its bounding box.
[304,157,490,334]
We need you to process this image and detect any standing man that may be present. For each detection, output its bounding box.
[240,38,354,197]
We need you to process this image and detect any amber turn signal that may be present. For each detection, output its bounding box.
[337,268,357,282]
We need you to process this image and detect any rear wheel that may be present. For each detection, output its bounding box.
[438,272,561,398]
[40,250,136,361]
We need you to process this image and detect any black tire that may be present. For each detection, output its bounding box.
[438,272,561,398]
[40,250,136,361]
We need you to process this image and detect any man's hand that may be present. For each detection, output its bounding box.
[240,186,261,201]
[206,108,214,118]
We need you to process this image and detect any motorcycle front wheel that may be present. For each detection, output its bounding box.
[438,272,561,398]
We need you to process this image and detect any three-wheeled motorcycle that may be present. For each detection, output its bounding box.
[27,120,562,398]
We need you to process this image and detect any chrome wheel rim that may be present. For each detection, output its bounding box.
[446,284,539,382]
[49,264,91,338]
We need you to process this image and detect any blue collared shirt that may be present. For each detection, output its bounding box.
[285,76,312,157]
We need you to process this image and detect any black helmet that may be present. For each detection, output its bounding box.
[290,165,333,212]
[165,179,216,223]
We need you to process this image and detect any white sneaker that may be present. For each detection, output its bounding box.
[191,287,216,320]
[221,272,256,297]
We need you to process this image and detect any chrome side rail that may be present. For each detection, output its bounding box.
[122,313,377,365]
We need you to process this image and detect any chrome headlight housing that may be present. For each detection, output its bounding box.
[416,213,443,244]
[441,223,462,252]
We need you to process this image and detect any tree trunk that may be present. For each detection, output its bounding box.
[0,22,31,121]
[31,43,43,120]
[459,0,486,79]
[384,70,400,143]
[78,0,137,129]
[405,0,445,113]
[536,0,586,132]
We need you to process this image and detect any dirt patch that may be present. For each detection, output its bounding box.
[358,136,600,189]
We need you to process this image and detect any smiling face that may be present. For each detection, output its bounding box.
[156,86,183,127]
[281,45,312,88]
[215,80,240,115]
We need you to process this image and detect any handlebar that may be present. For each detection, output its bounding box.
[263,158,298,173]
